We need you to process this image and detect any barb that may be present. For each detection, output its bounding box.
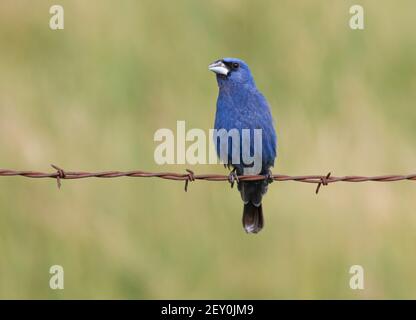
[184,169,195,192]
[1,166,416,194]
[51,164,66,189]
[315,172,331,194]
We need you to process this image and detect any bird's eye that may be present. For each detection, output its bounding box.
[232,62,239,69]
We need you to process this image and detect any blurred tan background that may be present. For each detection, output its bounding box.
[0,0,416,299]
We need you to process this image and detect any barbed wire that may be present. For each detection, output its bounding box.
[1,165,416,194]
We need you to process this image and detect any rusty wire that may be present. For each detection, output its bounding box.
[1,165,416,194]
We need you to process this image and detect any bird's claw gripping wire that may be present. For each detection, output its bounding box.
[184,169,195,192]
[265,170,274,184]
[51,164,66,189]
[228,168,239,188]
[316,172,331,194]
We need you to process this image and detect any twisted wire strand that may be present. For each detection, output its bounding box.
[1,165,416,193]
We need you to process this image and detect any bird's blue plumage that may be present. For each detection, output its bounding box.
[210,57,277,233]
[213,58,277,174]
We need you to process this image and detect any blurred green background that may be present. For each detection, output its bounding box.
[0,0,416,299]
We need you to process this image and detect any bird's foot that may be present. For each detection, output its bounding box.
[264,170,274,184]
[228,168,239,189]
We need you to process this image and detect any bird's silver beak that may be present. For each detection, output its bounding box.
[208,60,229,76]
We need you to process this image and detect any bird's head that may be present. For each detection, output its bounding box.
[208,58,255,88]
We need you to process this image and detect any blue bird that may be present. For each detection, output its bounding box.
[209,58,277,234]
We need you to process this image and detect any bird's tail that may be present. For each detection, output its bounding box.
[242,202,264,234]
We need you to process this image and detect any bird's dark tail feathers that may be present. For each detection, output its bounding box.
[242,202,264,234]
